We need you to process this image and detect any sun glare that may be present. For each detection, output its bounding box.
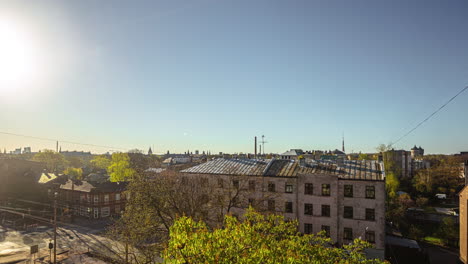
[0,19,39,96]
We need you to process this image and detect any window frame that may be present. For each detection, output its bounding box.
[365,231,375,243]
[285,184,293,193]
[267,199,275,211]
[344,206,353,219]
[344,227,353,240]
[304,183,313,195]
[321,225,330,237]
[304,223,313,234]
[321,184,331,196]
[344,184,353,198]
[304,203,313,215]
[365,208,375,221]
[285,201,293,213]
[365,186,375,199]
[268,182,276,192]
[321,204,330,217]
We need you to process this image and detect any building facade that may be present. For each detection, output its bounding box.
[58,180,127,219]
[460,161,468,263]
[181,158,386,251]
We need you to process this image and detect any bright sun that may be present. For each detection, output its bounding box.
[0,19,38,95]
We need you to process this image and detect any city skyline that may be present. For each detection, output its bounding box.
[1,0,468,154]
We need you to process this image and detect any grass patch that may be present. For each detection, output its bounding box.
[424,236,444,246]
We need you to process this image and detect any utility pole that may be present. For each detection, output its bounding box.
[53,192,57,264]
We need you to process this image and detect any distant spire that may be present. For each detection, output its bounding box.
[342,134,345,153]
[59,146,62,153]
[148,147,153,155]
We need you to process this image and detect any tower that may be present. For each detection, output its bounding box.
[254,136,257,158]
[342,135,345,153]
[148,147,153,155]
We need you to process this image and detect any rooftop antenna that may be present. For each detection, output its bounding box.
[261,135,268,155]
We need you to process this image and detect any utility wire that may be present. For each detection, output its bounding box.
[389,85,468,147]
[0,130,129,151]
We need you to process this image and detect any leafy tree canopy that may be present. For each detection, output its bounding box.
[63,167,83,180]
[108,152,135,182]
[90,155,111,171]
[32,149,68,172]
[164,208,384,264]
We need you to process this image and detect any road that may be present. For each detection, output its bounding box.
[0,224,124,263]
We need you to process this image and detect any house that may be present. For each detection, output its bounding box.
[0,158,46,200]
[280,149,304,160]
[57,180,127,219]
[181,158,386,256]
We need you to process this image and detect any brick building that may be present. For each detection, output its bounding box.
[58,180,127,219]
[181,158,386,254]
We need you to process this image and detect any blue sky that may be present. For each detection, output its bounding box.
[1,0,467,154]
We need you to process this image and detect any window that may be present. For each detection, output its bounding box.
[249,180,255,191]
[115,193,120,201]
[365,186,375,199]
[101,207,110,217]
[304,203,313,215]
[93,208,99,219]
[321,225,330,237]
[233,180,239,189]
[104,194,109,203]
[344,185,353,197]
[344,228,353,240]
[366,208,375,221]
[285,202,293,213]
[94,195,99,204]
[321,184,330,196]
[344,206,353,219]
[305,183,313,195]
[268,182,276,192]
[217,178,224,188]
[365,231,375,243]
[304,223,313,234]
[285,184,293,193]
[321,205,330,217]
[268,200,275,211]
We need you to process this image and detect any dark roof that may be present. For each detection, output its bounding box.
[181,158,385,181]
[60,179,128,193]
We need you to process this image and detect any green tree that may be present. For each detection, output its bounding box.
[90,155,111,171]
[437,217,459,246]
[163,208,384,264]
[386,173,400,199]
[63,167,83,180]
[108,153,136,182]
[66,156,84,168]
[32,149,68,172]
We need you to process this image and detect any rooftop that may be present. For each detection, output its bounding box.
[181,158,385,181]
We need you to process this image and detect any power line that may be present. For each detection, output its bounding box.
[0,130,129,151]
[390,85,468,147]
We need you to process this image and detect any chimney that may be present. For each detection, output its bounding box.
[254,136,257,158]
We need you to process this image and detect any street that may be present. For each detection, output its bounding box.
[0,224,123,263]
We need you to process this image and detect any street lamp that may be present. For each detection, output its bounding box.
[48,189,58,264]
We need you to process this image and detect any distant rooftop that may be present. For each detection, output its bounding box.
[181,158,384,181]
[280,149,304,156]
